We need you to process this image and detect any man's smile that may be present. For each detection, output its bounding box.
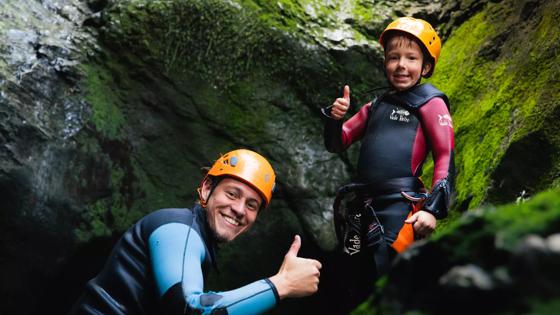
[221,212,241,226]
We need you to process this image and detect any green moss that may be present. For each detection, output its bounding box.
[103,0,287,90]
[527,298,560,315]
[126,140,199,214]
[434,188,560,252]
[74,161,129,242]
[81,63,125,139]
[236,0,308,31]
[75,200,112,242]
[429,11,494,206]
[430,0,560,208]
[488,188,560,250]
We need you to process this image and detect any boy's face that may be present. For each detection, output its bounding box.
[201,177,262,242]
[384,35,431,91]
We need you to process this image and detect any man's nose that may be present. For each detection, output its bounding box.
[230,198,246,217]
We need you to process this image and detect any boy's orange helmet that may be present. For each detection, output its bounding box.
[379,17,441,76]
[202,149,276,208]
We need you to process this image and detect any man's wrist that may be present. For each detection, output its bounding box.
[268,275,287,300]
[264,278,280,303]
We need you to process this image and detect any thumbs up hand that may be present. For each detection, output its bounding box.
[330,85,350,120]
[269,235,322,299]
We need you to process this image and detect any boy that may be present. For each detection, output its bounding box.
[323,16,455,303]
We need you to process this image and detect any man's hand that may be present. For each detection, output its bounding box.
[269,235,322,299]
[404,210,436,237]
[330,85,350,120]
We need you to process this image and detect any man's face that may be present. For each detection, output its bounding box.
[384,35,431,91]
[201,177,262,242]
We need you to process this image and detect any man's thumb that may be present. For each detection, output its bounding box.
[286,235,301,257]
[343,85,350,101]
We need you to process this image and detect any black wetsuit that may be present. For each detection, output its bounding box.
[70,206,278,315]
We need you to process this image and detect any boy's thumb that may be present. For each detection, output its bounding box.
[343,85,350,101]
[405,213,419,224]
[286,235,301,257]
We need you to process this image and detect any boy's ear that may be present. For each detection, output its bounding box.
[422,62,432,77]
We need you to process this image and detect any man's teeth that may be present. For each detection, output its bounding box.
[223,215,240,226]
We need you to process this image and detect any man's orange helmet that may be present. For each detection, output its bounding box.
[379,17,441,77]
[201,149,276,208]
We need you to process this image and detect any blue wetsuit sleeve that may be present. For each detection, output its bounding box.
[149,223,278,315]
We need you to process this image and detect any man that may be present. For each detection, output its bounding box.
[70,149,322,314]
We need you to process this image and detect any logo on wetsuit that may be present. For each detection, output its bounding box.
[438,114,453,128]
[389,108,410,123]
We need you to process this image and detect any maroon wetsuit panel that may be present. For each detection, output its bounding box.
[325,95,454,191]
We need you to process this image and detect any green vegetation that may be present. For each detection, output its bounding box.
[527,299,560,315]
[430,0,560,209]
[81,64,125,139]
[103,0,289,89]
[75,200,112,241]
[435,188,560,248]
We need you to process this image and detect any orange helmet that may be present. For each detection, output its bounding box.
[379,17,441,77]
[200,149,276,208]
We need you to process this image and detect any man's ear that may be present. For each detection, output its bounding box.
[200,177,213,204]
[422,62,432,77]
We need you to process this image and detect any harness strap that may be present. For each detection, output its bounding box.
[365,204,391,274]
[333,177,426,273]
[335,177,424,198]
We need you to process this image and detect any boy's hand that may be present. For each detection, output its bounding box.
[404,210,436,237]
[269,235,322,299]
[330,85,350,120]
